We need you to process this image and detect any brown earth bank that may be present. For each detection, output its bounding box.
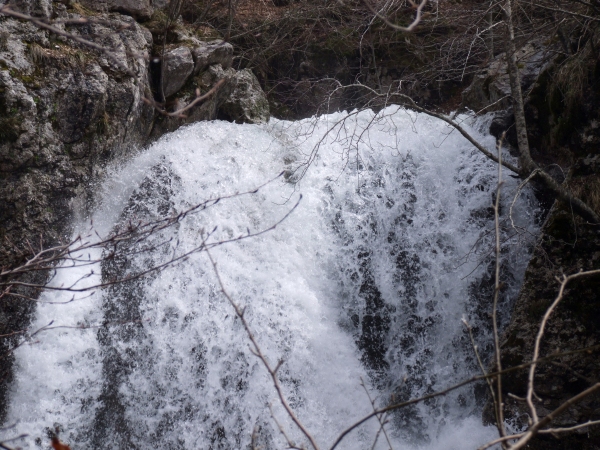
[0,0,600,447]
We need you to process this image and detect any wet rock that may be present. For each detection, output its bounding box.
[149,57,270,136]
[192,40,233,74]
[108,0,153,19]
[489,113,514,141]
[489,112,519,152]
[161,46,194,98]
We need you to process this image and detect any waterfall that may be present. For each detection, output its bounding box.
[6,106,540,449]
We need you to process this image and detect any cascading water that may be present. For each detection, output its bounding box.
[6,106,540,449]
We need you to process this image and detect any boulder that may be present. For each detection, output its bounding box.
[150,63,270,135]
[161,46,194,98]
[489,113,518,153]
[462,41,553,113]
[192,40,233,75]
[218,68,270,124]
[108,0,153,20]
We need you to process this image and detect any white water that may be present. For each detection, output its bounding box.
[6,106,540,449]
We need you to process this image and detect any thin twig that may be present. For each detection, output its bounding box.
[360,0,428,32]
[491,133,507,443]
[206,246,320,450]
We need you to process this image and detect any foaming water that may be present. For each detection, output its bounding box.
[7,107,539,449]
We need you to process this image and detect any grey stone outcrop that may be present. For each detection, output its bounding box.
[0,10,270,270]
[161,46,194,98]
[192,40,233,74]
[151,63,270,136]
[0,12,154,249]
[462,41,553,113]
[6,0,52,18]
[218,68,270,124]
[78,0,154,20]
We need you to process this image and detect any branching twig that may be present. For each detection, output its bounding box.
[359,0,428,32]
[206,244,320,450]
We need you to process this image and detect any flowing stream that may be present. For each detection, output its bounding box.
[7,106,540,449]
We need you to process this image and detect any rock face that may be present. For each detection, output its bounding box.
[6,0,52,18]
[0,3,269,424]
[192,40,233,74]
[462,41,553,113]
[0,12,154,256]
[218,68,270,124]
[493,158,600,448]
[150,64,270,138]
[161,46,194,98]
[78,0,155,20]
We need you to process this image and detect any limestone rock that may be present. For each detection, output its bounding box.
[161,46,194,98]
[108,0,153,20]
[192,40,233,75]
[78,0,154,20]
[57,64,109,143]
[219,68,270,124]
[6,0,52,18]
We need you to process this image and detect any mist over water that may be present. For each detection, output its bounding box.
[7,107,540,449]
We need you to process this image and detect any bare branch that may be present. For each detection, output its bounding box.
[206,248,320,450]
[143,79,227,118]
[359,0,429,32]
[491,133,508,444]
[330,337,600,449]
